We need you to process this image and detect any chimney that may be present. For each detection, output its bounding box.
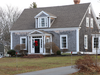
[74,0,80,4]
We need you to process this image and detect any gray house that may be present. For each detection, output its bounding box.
[10,2,100,55]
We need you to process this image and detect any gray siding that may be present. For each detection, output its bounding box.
[12,30,77,52]
[12,33,28,50]
[46,30,76,52]
[79,9,99,52]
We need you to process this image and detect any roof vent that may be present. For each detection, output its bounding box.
[74,0,80,4]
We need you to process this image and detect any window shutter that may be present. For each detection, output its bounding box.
[86,17,89,27]
[84,35,88,49]
[91,18,93,28]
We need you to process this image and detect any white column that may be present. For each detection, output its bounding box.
[10,32,13,49]
[44,35,46,54]
[76,29,79,52]
[50,35,52,53]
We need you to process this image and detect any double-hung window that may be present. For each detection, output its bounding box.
[38,17,48,28]
[94,38,98,48]
[84,35,88,49]
[20,37,27,50]
[60,35,68,49]
[86,17,89,27]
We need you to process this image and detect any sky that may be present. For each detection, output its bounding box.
[0,0,100,17]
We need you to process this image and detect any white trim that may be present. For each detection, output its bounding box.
[90,4,99,29]
[60,35,68,49]
[79,4,89,27]
[86,17,89,27]
[76,29,79,52]
[10,27,80,32]
[20,36,27,50]
[34,11,49,18]
[91,18,93,28]
[38,17,48,28]
[28,30,44,35]
[10,32,13,49]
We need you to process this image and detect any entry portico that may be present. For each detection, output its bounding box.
[28,30,52,55]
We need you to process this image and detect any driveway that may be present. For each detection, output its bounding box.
[16,66,79,75]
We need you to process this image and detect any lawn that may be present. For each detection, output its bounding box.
[0,56,81,75]
[0,55,100,75]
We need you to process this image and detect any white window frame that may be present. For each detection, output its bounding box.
[20,37,27,50]
[38,17,48,28]
[91,18,93,28]
[84,35,88,49]
[86,17,89,27]
[60,35,68,49]
[89,7,91,14]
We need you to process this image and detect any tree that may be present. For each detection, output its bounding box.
[0,5,21,53]
[29,2,37,8]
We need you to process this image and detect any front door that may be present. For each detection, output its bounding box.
[35,39,40,53]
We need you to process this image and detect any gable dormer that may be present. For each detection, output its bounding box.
[34,11,57,28]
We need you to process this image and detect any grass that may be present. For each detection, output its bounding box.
[1,55,100,75]
[0,56,81,75]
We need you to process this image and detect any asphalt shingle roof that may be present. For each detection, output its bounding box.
[11,3,90,30]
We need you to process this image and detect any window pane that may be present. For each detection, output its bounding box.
[22,39,25,44]
[62,37,66,48]
[94,38,98,48]
[41,18,45,27]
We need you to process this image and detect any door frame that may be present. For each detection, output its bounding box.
[31,37,43,53]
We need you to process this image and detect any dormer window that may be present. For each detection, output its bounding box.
[35,11,57,28]
[38,17,48,28]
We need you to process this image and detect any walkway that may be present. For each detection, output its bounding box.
[16,66,79,75]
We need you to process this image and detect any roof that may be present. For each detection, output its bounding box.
[11,3,90,30]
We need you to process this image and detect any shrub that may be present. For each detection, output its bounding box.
[45,42,60,55]
[56,50,61,55]
[75,55,100,73]
[7,50,16,57]
[62,49,68,53]
[14,44,26,56]
[61,53,71,55]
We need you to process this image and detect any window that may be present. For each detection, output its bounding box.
[91,18,93,28]
[20,37,27,50]
[38,17,48,28]
[60,35,68,49]
[84,35,88,49]
[94,38,98,48]
[86,17,89,27]
[89,7,91,14]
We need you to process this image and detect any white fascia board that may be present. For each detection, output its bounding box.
[90,4,99,29]
[79,4,89,27]
[28,30,44,35]
[34,11,49,18]
[10,27,80,32]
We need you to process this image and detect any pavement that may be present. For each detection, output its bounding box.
[16,66,79,75]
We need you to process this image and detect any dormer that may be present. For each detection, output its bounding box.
[34,11,57,28]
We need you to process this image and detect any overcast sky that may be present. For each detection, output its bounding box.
[0,0,100,17]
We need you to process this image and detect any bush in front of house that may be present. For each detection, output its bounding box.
[61,53,71,56]
[75,55,100,73]
[45,42,60,55]
[56,50,61,55]
[7,50,16,57]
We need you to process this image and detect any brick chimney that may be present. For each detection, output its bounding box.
[74,0,80,4]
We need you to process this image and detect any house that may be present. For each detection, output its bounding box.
[10,0,100,55]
